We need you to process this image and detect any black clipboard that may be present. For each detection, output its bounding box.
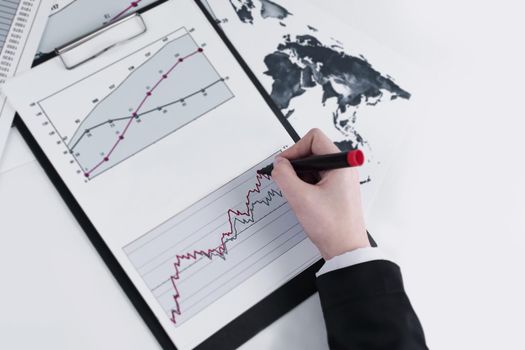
[13,1,327,348]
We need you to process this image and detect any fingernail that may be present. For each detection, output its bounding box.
[274,156,285,165]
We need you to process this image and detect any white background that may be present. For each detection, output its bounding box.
[1,1,524,349]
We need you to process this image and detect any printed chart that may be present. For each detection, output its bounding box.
[124,156,308,326]
[38,0,161,54]
[37,28,234,178]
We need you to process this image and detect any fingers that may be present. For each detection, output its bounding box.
[280,128,339,160]
[271,157,313,206]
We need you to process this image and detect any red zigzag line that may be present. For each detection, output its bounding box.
[169,173,271,324]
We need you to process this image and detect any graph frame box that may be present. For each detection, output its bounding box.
[38,27,235,179]
[13,1,327,349]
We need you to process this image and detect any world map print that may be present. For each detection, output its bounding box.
[228,0,411,151]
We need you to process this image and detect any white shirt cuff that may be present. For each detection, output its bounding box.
[316,247,388,277]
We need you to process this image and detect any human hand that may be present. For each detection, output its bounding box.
[271,129,369,260]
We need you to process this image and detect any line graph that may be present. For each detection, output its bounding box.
[124,155,308,326]
[37,30,234,179]
[68,79,224,151]
[69,43,220,178]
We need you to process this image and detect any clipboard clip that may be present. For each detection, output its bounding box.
[56,13,147,70]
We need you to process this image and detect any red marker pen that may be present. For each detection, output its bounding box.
[257,150,365,176]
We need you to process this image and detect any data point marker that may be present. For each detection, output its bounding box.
[119,135,124,140]
[84,173,89,178]
[198,48,203,52]
[104,157,109,162]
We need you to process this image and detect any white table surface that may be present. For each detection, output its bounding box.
[1,1,524,349]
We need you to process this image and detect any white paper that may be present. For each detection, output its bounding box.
[37,0,162,55]
[207,0,416,212]
[3,1,320,348]
[0,0,50,161]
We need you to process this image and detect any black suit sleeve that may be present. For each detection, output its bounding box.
[316,260,428,350]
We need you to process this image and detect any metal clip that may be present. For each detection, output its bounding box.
[56,13,147,70]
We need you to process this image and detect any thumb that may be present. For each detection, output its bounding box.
[271,157,311,205]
